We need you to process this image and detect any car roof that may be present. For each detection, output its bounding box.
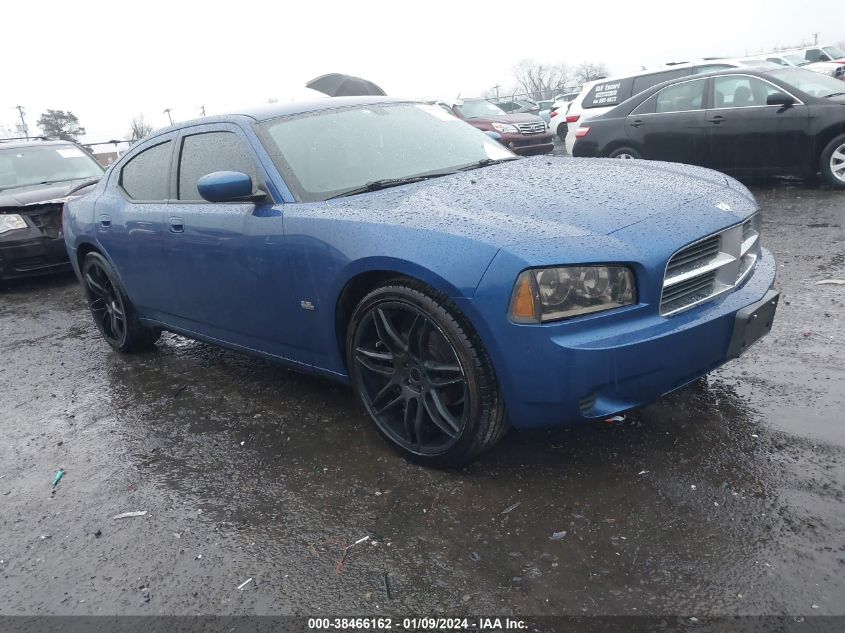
[148,96,411,135]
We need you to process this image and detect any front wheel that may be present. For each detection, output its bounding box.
[347,281,507,467]
[820,134,845,188]
[81,252,160,352]
[608,146,641,160]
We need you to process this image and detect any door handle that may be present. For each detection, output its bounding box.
[630,119,645,128]
[709,115,725,124]
[98,214,111,228]
[169,217,184,234]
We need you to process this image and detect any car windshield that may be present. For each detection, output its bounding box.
[822,45,845,59]
[0,144,103,192]
[455,100,507,118]
[257,102,515,202]
[769,68,845,97]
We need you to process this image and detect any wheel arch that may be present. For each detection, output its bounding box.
[333,260,473,373]
[814,125,845,170]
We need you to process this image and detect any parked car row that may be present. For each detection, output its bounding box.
[570,68,845,188]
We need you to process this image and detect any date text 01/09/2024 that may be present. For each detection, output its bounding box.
[306,617,528,630]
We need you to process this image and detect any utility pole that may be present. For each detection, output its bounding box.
[199,105,206,117]
[163,108,173,125]
[15,105,28,139]
[813,32,820,45]
[493,84,500,101]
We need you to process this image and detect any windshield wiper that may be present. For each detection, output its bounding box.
[823,92,845,98]
[456,157,519,172]
[325,173,453,200]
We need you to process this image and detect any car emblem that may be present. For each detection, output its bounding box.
[715,202,732,212]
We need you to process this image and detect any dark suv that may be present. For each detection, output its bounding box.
[437,99,553,155]
[0,138,103,282]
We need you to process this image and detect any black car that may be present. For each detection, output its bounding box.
[0,139,103,281]
[572,68,845,188]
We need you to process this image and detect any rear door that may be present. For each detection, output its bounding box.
[706,74,810,172]
[625,77,710,165]
[94,136,175,314]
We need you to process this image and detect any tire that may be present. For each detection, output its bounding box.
[557,124,568,142]
[346,280,507,468]
[819,134,845,189]
[81,252,161,352]
[608,147,641,160]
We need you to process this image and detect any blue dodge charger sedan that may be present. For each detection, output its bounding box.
[63,96,778,466]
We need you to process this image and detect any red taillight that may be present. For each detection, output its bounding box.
[550,110,558,118]
[575,126,590,138]
[566,114,580,123]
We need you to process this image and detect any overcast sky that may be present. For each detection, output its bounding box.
[1,0,842,142]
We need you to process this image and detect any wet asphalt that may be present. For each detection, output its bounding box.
[0,161,843,617]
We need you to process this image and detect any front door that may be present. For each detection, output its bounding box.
[706,74,810,173]
[162,125,300,358]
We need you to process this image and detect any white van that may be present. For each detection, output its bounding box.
[562,58,778,153]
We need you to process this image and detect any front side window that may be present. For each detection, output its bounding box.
[257,102,513,202]
[713,76,781,109]
[0,144,103,192]
[177,131,258,201]
[654,79,707,113]
[120,141,172,201]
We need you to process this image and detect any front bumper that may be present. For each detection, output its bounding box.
[481,248,778,428]
[0,232,71,280]
[500,131,554,156]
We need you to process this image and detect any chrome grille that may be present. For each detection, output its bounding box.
[660,214,760,316]
[516,122,546,134]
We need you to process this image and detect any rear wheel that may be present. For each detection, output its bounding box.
[608,147,641,160]
[347,281,507,467]
[820,134,845,188]
[81,252,160,352]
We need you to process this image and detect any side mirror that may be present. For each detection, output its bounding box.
[484,130,504,144]
[766,92,795,107]
[197,171,266,203]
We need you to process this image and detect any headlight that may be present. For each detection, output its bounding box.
[509,265,636,323]
[0,214,28,235]
[491,122,518,134]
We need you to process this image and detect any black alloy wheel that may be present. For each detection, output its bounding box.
[81,252,160,352]
[347,282,507,466]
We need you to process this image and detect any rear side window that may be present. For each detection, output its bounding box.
[654,79,707,113]
[120,141,172,201]
[177,131,258,201]
[804,48,827,62]
[582,78,634,109]
[631,68,690,95]
[692,64,735,74]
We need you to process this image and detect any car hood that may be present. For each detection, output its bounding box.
[0,178,97,210]
[468,113,545,125]
[323,156,752,248]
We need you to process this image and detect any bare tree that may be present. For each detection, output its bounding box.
[512,59,572,101]
[574,62,610,87]
[129,115,153,141]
